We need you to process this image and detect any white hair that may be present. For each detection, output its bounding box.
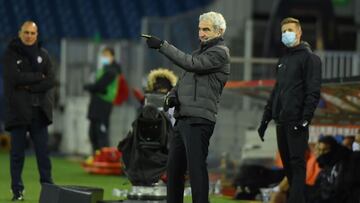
[199,11,226,34]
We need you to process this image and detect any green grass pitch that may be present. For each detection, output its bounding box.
[0,152,256,203]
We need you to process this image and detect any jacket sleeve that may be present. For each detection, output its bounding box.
[84,66,117,93]
[169,85,178,97]
[261,82,277,122]
[28,54,56,93]
[159,41,229,74]
[302,54,322,121]
[2,51,44,86]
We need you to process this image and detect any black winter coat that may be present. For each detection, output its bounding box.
[2,38,56,130]
[262,42,322,123]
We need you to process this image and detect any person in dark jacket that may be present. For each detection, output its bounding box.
[144,11,230,203]
[84,47,121,153]
[314,135,360,203]
[258,17,322,203]
[2,21,56,201]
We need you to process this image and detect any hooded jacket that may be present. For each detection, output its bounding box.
[262,42,322,123]
[2,38,55,130]
[159,37,230,122]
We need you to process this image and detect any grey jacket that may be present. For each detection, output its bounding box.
[159,37,230,122]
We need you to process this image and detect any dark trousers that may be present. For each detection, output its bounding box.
[10,108,53,193]
[167,119,214,203]
[276,124,309,203]
[89,119,110,153]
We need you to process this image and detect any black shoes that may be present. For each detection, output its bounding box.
[11,191,24,201]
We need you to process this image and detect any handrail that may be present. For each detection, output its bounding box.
[229,51,360,81]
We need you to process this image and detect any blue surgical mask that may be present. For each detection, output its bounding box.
[353,142,360,151]
[100,56,111,66]
[281,31,297,47]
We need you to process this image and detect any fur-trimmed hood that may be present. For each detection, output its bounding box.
[146,68,177,92]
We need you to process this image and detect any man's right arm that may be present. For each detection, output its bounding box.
[2,51,44,86]
[159,41,229,74]
[257,82,277,141]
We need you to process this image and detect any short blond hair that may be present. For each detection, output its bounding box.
[281,17,302,31]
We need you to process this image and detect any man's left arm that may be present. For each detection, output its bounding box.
[302,54,322,122]
[28,54,56,93]
[159,41,229,74]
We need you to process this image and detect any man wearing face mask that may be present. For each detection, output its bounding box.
[257,17,322,203]
[144,11,230,203]
[84,47,122,153]
[2,21,56,201]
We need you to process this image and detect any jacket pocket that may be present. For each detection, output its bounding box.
[281,93,302,121]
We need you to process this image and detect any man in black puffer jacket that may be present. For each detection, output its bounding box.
[144,11,230,203]
[2,21,56,201]
[258,17,322,203]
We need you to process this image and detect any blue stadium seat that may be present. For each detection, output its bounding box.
[0,0,214,58]
[97,0,125,38]
[32,0,58,40]
[75,0,101,37]
[12,0,33,28]
[0,1,12,38]
[162,0,181,16]
[53,0,82,38]
[117,0,142,38]
[138,0,161,17]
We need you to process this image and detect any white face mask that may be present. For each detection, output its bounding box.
[99,56,111,66]
[281,31,297,47]
[352,142,360,151]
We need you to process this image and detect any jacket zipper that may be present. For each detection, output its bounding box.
[194,75,197,101]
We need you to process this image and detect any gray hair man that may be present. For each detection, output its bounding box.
[144,11,230,203]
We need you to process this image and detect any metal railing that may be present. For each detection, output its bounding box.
[229,19,360,83]
[318,51,360,81]
[228,52,360,82]
[59,39,145,106]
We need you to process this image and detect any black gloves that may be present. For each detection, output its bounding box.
[257,120,269,142]
[163,90,179,112]
[145,35,164,49]
[294,119,309,131]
